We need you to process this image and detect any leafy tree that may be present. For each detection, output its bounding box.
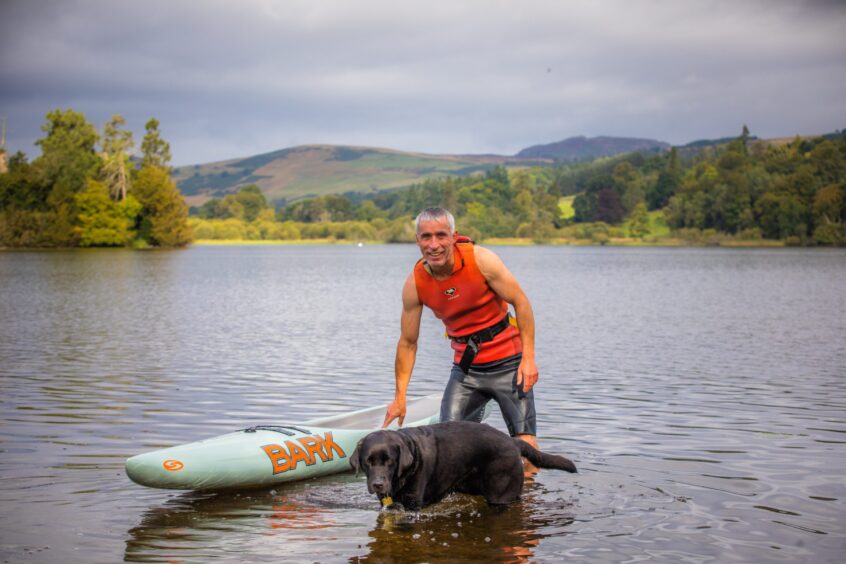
[101,115,134,201]
[74,179,140,246]
[813,184,845,225]
[322,194,354,222]
[647,170,677,210]
[140,118,171,169]
[197,198,224,219]
[595,188,625,224]
[755,192,807,239]
[354,200,386,221]
[36,110,100,198]
[34,109,100,244]
[133,165,191,246]
[218,194,246,219]
[627,202,650,238]
[0,152,50,211]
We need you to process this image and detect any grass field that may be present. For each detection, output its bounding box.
[558,196,575,220]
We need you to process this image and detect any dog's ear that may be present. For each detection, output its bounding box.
[397,437,415,473]
[349,439,364,476]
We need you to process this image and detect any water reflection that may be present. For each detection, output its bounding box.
[355,481,574,563]
[124,476,576,563]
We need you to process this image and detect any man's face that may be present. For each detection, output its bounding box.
[416,218,457,268]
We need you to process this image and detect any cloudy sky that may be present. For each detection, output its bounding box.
[1,0,844,166]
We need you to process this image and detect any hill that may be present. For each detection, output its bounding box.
[172,145,534,206]
[515,135,669,161]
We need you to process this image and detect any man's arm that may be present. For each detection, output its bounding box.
[474,246,538,393]
[382,273,423,427]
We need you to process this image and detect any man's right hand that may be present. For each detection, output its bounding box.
[382,399,406,428]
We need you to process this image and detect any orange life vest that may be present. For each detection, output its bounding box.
[413,241,522,365]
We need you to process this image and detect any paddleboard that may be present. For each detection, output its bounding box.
[126,394,488,490]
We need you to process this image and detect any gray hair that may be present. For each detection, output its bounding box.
[415,207,455,233]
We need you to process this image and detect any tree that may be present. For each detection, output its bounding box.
[74,179,140,246]
[0,152,50,211]
[36,110,100,197]
[34,109,101,244]
[647,170,676,210]
[595,189,625,224]
[813,184,845,226]
[101,115,134,201]
[133,165,191,246]
[140,118,171,169]
[354,200,386,221]
[628,202,650,239]
[755,192,807,239]
[234,184,269,222]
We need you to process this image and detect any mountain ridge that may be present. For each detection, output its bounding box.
[173,136,672,205]
[174,132,838,205]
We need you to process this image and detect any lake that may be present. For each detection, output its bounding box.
[1,245,844,562]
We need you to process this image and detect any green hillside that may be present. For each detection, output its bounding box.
[173,145,527,206]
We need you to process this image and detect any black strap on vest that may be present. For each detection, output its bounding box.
[451,313,512,374]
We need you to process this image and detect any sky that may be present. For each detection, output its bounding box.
[1,0,844,166]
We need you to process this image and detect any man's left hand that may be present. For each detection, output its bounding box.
[516,357,538,393]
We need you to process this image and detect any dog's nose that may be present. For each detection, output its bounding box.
[371,479,385,493]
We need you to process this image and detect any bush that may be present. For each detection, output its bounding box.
[275,221,301,240]
[738,227,763,240]
[213,218,247,240]
[813,223,845,246]
[189,218,215,239]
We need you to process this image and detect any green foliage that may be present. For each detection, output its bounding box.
[133,165,191,247]
[74,179,139,246]
[0,109,190,248]
[627,203,650,239]
[100,115,134,201]
[33,109,101,243]
[658,129,846,244]
[141,118,172,169]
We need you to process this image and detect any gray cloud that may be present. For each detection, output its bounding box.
[1,0,844,165]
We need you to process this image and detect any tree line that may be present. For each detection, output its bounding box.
[0,109,190,248]
[570,127,846,245]
[3,114,844,247]
[192,128,845,246]
[191,165,564,243]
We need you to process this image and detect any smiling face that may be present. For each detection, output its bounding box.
[416,217,457,273]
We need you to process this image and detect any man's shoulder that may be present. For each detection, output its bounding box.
[472,244,500,263]
[472,245,507,280]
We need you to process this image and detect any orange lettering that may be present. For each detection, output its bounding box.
[315,432,346,459]
[298,436,329,462]
[285,440,314,470]
[262,444,292,474]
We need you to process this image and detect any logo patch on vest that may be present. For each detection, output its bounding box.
[444,287,460,300]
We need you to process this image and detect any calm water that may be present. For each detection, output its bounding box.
[1,245,844,563]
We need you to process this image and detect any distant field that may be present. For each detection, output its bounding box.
[647,210,670,237]
[558,196,575,220]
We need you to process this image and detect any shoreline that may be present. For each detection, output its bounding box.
[189,237,789,248]
[2,238,819,251]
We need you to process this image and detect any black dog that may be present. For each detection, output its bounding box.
[350,421,577,510]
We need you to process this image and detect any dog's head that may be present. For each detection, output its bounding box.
[350,430,416,503]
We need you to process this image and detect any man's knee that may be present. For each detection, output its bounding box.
[516,433,539,475]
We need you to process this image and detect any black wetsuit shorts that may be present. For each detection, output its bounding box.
[439,353,537,436]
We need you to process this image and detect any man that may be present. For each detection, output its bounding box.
[382,207,541,466]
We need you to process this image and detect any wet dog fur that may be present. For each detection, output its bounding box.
[350,421,577,510]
